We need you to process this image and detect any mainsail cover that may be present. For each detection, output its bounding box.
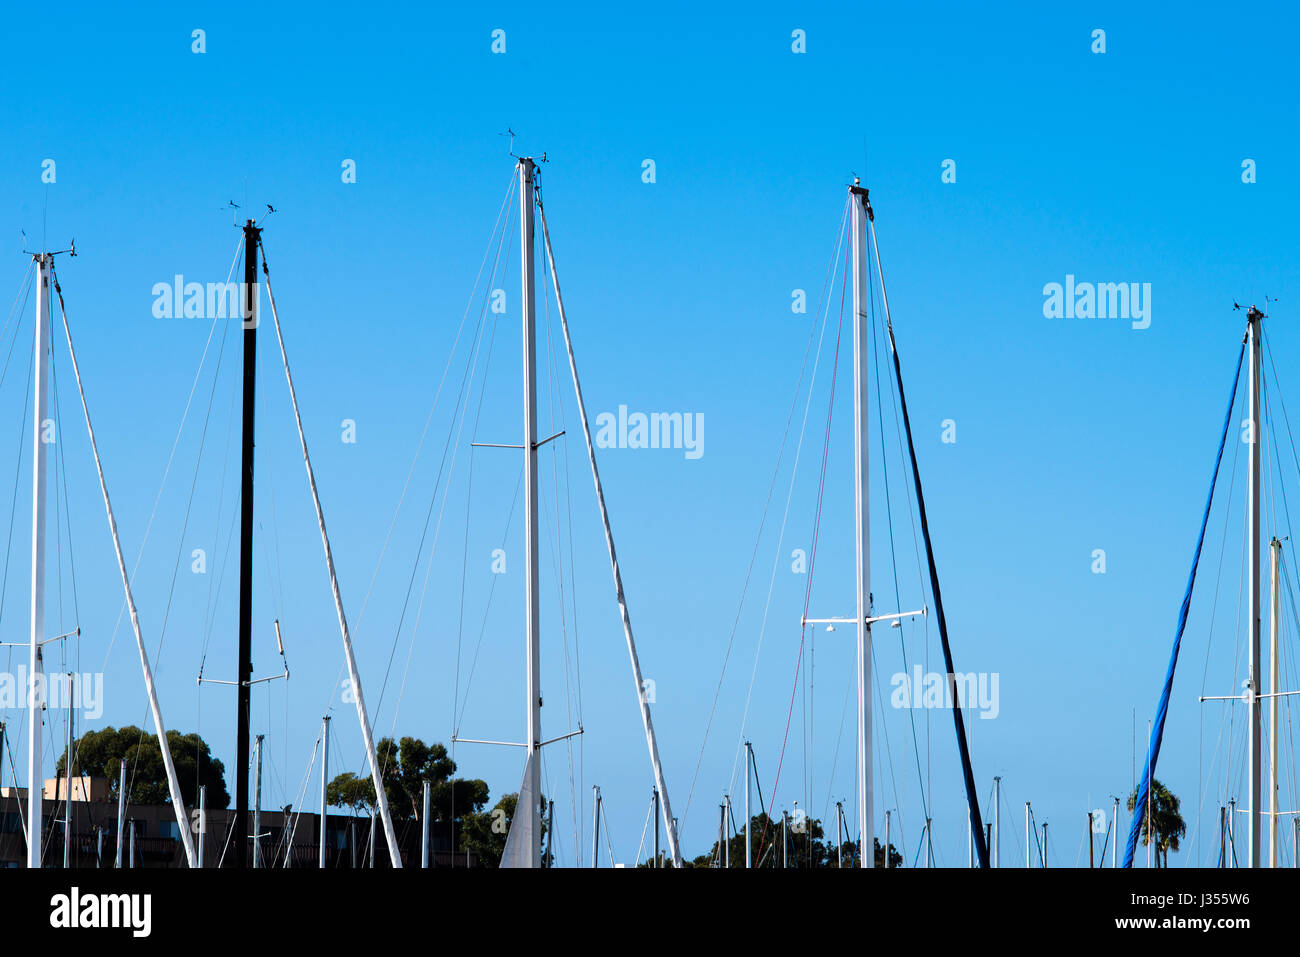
[1123,343,1244,867]
[500,751,540,869]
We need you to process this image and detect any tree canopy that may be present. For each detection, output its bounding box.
[325,736,490,828]
[1128,778,1186,867]
[58,726,229,808]
[683,813,901,868]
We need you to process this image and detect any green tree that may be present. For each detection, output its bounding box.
[692,813,901,868]
[1127,779,1186,867]
[325,772,376,813]
[326,736,490,827]
[57,726,229,808]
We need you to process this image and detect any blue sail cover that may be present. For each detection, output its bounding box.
[1123,344,1245,867]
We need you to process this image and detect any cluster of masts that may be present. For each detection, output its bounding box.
[11,157,1289,870]
[12,157,686,870]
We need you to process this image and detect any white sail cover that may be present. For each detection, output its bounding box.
[500,751,539,869]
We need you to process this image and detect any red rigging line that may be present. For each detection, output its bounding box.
[754,217,851,866]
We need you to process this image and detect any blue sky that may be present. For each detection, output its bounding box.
[1,0,1298,867]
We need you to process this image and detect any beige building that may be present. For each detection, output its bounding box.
[0,776,112,803]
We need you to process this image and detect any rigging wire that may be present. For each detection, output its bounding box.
[753,218,851,866]
[687,197,849,822]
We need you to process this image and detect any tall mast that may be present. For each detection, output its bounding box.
[837,802,844,868]
[253,733,263,868]
[653,787,660,867]
[884,809,891,868]
[992,776,1001,867]
[1247,306,1262,867]
[115,762,125,867]
[717,802,725,867]
[745,740,752,868]
[518,157,542,869]
[319,715,329,869]
[27,252,51,869]
[591,785,600,868]
[849,179,873,869]
[1269,536,1280,867]
[1113,797,1119,868]
[235,219,261,868]
[725,794,732,867]
[63,674,73,869]
[421,780,431,868]
[198,785,206,867]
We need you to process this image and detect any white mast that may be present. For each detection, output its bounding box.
[319,716,329,869]
[421,780,431,869]
[849,179,873,869]
[1269,536,1280,867]
[518,156,543,869]
[884,809,891,869]
[1247,307,1262,868]
[56,260,199,868]
[253,733,263,868]
[993,775,1001,867]
[115,762,125,868]
[63,673,73,869]
[745,740,752,868]
[1112,796,1119,868]
[591,785,600,868]
[198,785,206,867]
[27,253,51,869]
[725,794,732,867]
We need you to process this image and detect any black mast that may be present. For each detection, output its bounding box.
[235,219,261,868]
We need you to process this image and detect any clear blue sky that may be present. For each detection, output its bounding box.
[1,0,1297,867]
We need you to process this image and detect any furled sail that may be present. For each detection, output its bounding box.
[500,751,540,869]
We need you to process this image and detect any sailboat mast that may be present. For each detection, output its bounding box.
[27,252,51,869]
[591,785,600,868]
[64,675,73,869]
[1113,797,1119,868]
[253,734,264,868]
[236,219,261,868]
[745,740,752,868]
[849,179,873,869]
[653,787,660,867]
[198,785,206,867]
[1269,535,1280,867]
[518,157,543,869]
[115,762,124,867]
[993,776,1001,867]
[1247,307,1262,867]
[319,715,329,869]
